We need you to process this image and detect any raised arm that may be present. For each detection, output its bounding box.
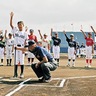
[25,26,28,32]
[80,29,87,38]
[63,30,66,35]
[90,26,96,34]
[10,12,14,29]
[51,28,53,37]
[4,30,7,39]
[38,30,43,39]
[63,30,68,39]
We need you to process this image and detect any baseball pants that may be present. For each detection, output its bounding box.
[6,46,13,59]
[31,61,58,79]
[15,49,24,65]
[86,46,92,59]
[53,45,60,59]
[0,47,4,59]
[68,47,75,59]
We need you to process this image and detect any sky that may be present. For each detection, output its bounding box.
[0,0,96,38]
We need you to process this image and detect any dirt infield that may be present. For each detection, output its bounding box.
[0,55,96,96]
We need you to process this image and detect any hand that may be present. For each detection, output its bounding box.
[35,63,39,68]
[51,28,53,32]
[10,12,14,17]
[22,51,25,54]
[14,47,17,50]
[5,30,7,34]
[25,26,28,32]
[38,30,40,32]
[63,30,66,34]
[74,51,76,55]
[90,26,93,29]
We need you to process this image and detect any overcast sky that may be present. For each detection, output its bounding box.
[0,0,96,37]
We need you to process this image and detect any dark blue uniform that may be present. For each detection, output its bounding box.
[65,34,76,49]
[52,36,61,46]
[52,36,61,63]
[64,34,76,67]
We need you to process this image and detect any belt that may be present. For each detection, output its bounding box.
[17,44,24,47]
[17,45,21,47]
[86,45,92,47]
[54,45,59,46]
[8,45,12,47]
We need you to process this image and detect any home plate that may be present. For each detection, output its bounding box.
[2,78,20,82]
[2,77,21,82]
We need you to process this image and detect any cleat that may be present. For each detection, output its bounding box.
[88,65,91,68]
[20,74,24,78]
[72,64,75,67]
[66,64,70,67]
[85,65,88,68]
[44,77,52,83]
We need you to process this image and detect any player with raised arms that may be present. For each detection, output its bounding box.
[10,12,28,78]
[80,29,94,68]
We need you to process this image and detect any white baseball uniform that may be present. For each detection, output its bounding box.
[41,38,50,52]
[12,27,28,65]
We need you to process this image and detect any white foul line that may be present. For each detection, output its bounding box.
[66,75,96,80]
[5,78,31,96]
[19,78,31,85]
[5,85,24,96]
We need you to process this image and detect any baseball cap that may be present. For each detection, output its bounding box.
[17,21,24,26]
[28,40,35,47]
[70,34,74,37]
[88,32,92,35]
[44,33,47,36]
[9,33,12,36]
[30,29,34,32]
[55,32,58,35]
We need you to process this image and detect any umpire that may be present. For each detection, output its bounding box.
[17,40,58,83]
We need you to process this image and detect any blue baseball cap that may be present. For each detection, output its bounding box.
[30,29,34,32]
[28,40,35,47]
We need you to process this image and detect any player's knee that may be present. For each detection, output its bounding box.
[31,63,36,69]
[41,63,46,69]
[68,59,71,61]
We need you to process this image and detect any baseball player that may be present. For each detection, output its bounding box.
[38,30,50,52]
[81,29,94,68]
[0,35,5,66]
[27,29,38,65]
[51,28,61,66]
[16,40,58,83]
[63,31,77,67]
[10,12,27,78]
[4,30,14,66]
